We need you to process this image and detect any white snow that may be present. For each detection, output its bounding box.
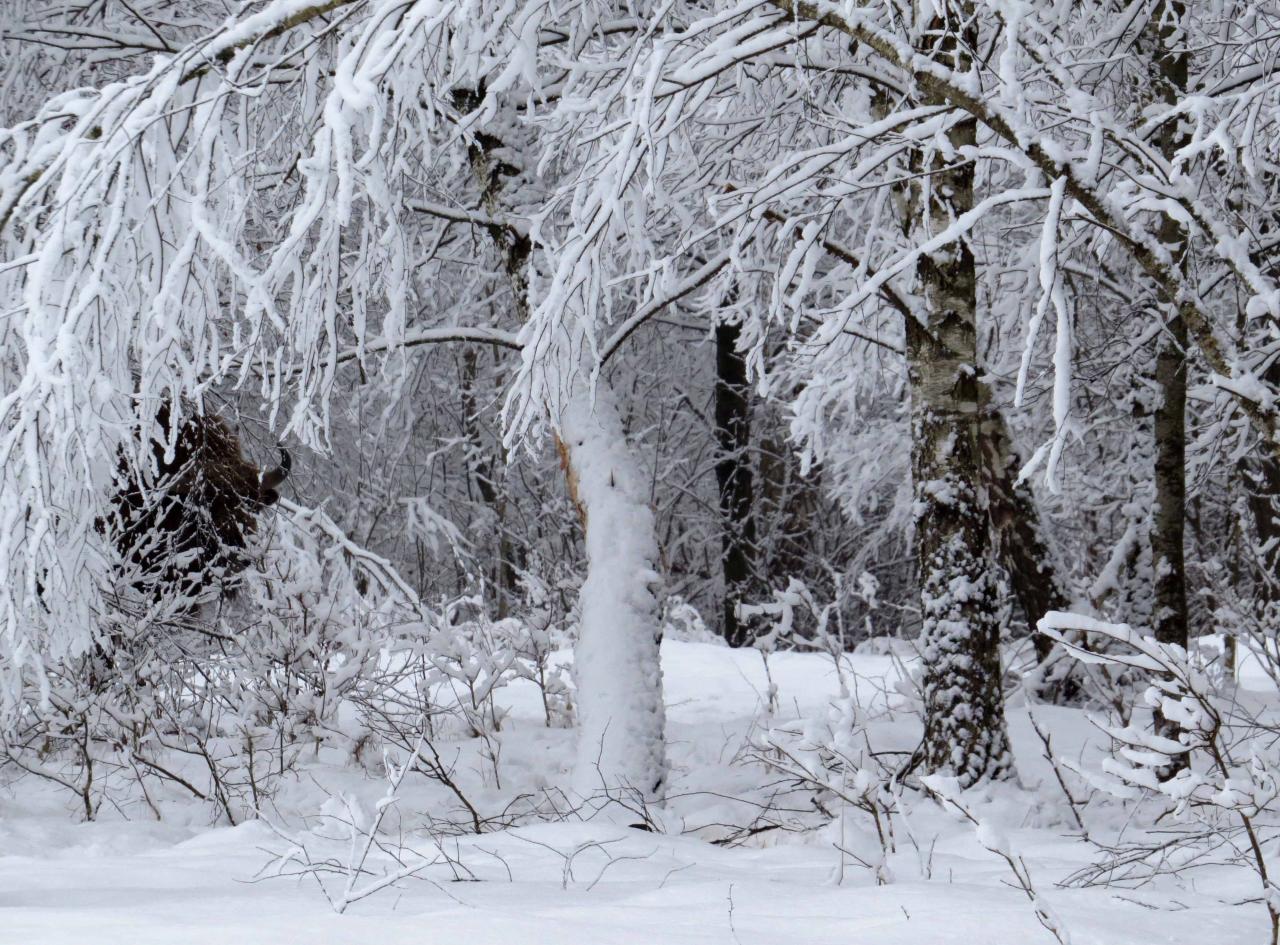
[0,640,1266,944]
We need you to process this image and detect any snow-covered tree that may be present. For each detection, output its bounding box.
[7,0,1280,795]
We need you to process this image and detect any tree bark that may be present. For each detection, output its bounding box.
[909,0,1013,786]
[979,394,1070,657]
[1245,367,1280,612]
[461,346,519,616]
[714,320,759,647]
[1152,314,1188,650]
[1139,1,1192,779]
[979,393,1089,701]
[1148,1,1190,653]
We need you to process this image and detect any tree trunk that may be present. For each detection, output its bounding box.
[979,392,1086,702]
[715,320,759,647]
[453,98,666,800]
[979,394,1070,657]
[1245,367,1280,613]
[557,380,667,801]
[909,0,1013,785]
[1139,1,1191,778]
[1152,314,1188,650]
[1148,0,1190,653]
[461,346,519,617]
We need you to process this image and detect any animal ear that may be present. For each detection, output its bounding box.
[258,447,291,499]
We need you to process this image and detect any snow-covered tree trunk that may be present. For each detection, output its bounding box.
[557,380,667,801]
[909,0,1013,786]
[452,92,667,801]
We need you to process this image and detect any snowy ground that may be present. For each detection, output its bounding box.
[0,641,1266,944]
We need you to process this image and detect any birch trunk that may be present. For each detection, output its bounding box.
[910,0,1013,786]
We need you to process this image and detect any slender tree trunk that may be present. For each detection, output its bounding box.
[1148,1,1190,653]
[714,320,759,647]
[1246,372,1280,611]
[1140,1,1192,778]
[979,394,1070,657]
[461,347,519,616]
[1152,315,1188,650]
[557,380,668,801]
[909,0,1013,785]
[1246,139,1280,616]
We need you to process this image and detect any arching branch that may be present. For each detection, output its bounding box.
[768,0,1280,458]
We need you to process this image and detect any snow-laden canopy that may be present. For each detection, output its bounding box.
[2,0,1279,720]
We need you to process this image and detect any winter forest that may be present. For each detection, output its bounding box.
[1,0,1279,941]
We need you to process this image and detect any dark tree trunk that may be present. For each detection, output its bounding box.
[715,320,759,647]
[1152,314,1188,650]
[1247,413,1280,594]
[979,394,1070,656]
[979,394,1083,703]
[1148,0,1190,653]
[1245,453,1280,691]
[1141,1,1191,777]
[461,346,519,617]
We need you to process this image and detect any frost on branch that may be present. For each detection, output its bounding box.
[1040,611,1280,943]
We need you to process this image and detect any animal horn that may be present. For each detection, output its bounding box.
[259,447,291,496]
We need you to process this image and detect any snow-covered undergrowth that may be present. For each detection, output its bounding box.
[0,640,1269,944]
